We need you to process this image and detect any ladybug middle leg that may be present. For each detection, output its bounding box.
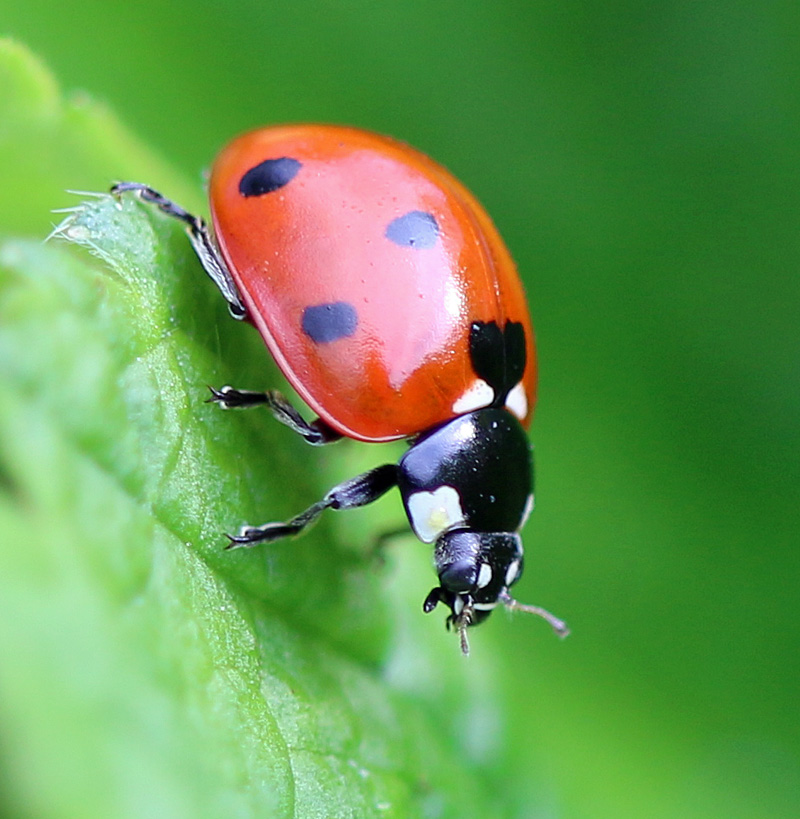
[225,463,398,549]
[207,386,342,445]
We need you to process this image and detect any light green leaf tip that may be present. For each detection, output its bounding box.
[0,40,511,819]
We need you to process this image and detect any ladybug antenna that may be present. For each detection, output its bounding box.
[445,604,473,656]
[454,604,473,657]
[456,616,471,656]
[498,591,571,639]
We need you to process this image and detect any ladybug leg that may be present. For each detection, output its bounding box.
[498,591,571,638]
[110,182,247,318]
[207,386,342,445]
[225,463,398,549]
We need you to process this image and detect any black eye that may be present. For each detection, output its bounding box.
[439,559,478,593]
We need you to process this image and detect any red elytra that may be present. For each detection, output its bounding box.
[208,124,536,442]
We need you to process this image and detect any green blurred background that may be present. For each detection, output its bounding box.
[1,1,798,817]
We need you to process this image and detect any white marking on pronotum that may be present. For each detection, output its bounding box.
[452,378,494,415]
[476,562,493,589]
[406,485,465,543]
[505,559,521,587]
[505,381,528,420]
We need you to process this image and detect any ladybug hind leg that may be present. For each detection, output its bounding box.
[111,182,247,318]
[207,386,342,445]
[225,463,398,549]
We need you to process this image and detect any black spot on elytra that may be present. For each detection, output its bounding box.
[302,302,358,343]
[239,157,302,197]
[385,210,439,249]
[469,320,526,403]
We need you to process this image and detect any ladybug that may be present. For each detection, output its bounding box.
[112,124,568,654]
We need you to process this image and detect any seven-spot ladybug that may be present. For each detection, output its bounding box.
[112,124,568,654]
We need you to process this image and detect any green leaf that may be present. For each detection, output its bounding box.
[0,41,511,819]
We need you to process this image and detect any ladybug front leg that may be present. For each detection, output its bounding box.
[207,386,342,445]
[111,182,247,318]
[226,463,398,549]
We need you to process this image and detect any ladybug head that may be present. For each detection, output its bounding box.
[423,530,520,653]
[423,529,569,655]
